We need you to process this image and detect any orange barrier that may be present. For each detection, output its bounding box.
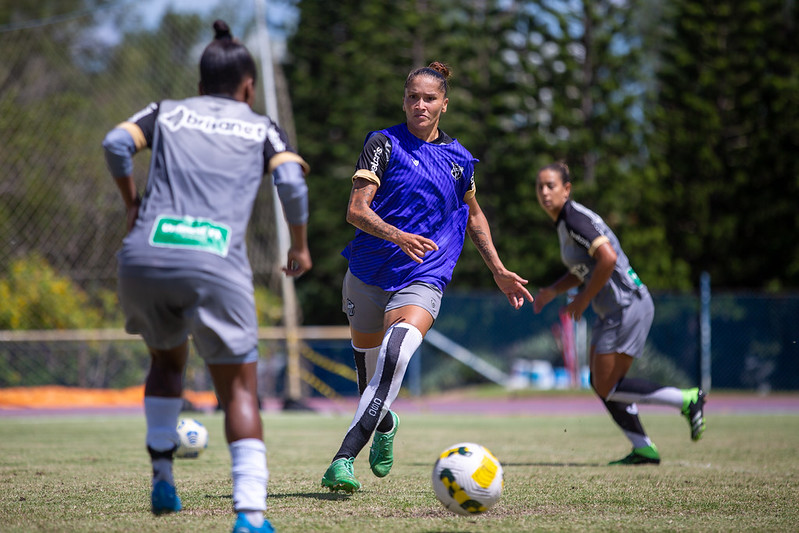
[0,385,218,409]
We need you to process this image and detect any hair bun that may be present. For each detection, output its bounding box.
[428,61,451,80]
[213,20,232,40]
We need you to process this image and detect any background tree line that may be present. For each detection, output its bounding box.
[285,0,799,324]
[1,0,797,329]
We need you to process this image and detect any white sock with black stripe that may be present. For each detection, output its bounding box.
[335,323,423,460]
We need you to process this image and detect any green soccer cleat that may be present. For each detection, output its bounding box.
[682,388,706,441]
[369,411,400,478]
[321,457,361,493]
[609,444,661,465]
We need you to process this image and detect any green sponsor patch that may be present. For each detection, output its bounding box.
[627,267,643,287]
[150,216,231,257]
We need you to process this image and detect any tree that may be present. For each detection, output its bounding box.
[284,0,661,323]
[648,0,799,289]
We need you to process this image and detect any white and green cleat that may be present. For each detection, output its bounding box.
[609,444,661,465]
[682,388,706,441]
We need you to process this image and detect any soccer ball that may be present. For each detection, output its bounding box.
[175,418,209,459]
[432,442,504,515]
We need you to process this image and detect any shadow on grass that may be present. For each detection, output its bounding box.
[269,491,358,501]
[502,461,604,467]
[204,491,358,502]
[409,461,602,468]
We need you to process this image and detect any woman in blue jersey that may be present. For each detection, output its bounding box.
[102,21,309,533]
[533,162,706,465]
[321,62,533,492]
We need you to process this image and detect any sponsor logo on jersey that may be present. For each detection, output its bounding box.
[370,146,383,173]
[149,215,231,257]
[266,124,286,152]
[450,161,464,180]
[159,105,267,142]
[568,228,593,251]
[569,263,590,281]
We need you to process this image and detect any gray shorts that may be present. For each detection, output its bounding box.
[342,269,443,333]
[118,266,258,365]
[591,289,654,359]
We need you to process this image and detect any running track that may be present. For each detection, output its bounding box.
[2,392,798,417]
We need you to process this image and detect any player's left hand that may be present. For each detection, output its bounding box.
[283,246,312,277]
[563,295,589,322]
[493,270,534,309]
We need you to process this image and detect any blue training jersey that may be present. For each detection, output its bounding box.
[342,123,477,292]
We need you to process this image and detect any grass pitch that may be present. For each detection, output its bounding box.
[1,405,797,532]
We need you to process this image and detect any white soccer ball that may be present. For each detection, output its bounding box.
[432,442,504,515]
[175,418,209,459]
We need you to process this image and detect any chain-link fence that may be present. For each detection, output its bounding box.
[2,2,798,397]
[0,2,295,396]
[0,1,287,327]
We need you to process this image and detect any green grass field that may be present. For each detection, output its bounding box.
[1,408,797,532]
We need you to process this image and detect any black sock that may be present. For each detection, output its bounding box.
[614,376,663,395]
[353,348,367,396]
[376,411,394,433]
[602,399,647,437]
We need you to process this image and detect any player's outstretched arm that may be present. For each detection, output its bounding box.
[465,196,533,309]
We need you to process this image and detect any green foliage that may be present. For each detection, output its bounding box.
[254,284,283,325]
[0,254,141,388]
[286,1,658,323]
[647,0,799,288]
[5,0,799,339]
[0,254,105,329]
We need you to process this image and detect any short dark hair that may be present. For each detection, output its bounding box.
[199,20,257,95]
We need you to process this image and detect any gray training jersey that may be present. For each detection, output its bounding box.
[555,200,646,319]
[115,95,307,292]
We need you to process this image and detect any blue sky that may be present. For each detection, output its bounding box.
[89,0,296,49]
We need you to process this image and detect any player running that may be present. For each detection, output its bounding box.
[533,162,705,465]
[102,20,310,532]
[321,61,533,492]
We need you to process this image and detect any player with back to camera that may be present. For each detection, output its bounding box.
[532,161,706,465]
[321,61,534,492]
[102,20,310,533]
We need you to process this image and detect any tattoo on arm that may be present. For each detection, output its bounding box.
[468,225,497,264]
[348,181,402,243]
[359,211,402,242]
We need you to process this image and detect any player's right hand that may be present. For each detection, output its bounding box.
[395,231,438,263]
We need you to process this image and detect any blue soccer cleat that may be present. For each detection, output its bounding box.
[232,512,275,533]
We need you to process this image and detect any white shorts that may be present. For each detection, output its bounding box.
[341,268,443,333]
[118,266,258,364]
